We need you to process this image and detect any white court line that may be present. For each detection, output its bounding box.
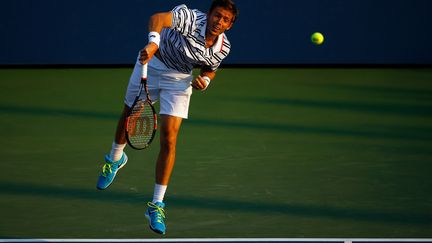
[1,239,431,242]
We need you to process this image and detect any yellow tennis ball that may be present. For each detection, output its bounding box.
[311,32,324,45]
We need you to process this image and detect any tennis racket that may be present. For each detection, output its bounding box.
[125,63,157,150]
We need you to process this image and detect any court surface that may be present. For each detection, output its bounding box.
[0,67,431,238]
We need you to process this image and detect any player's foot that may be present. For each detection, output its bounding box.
[96,153,128,190]
[145,201,166,234]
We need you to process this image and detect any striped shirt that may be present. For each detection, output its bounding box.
[158,4,231,74]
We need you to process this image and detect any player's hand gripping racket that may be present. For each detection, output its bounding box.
[125,63,157,150]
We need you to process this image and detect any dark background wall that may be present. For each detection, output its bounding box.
[1,0,431,65]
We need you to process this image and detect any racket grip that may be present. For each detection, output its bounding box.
[141,63,148,79]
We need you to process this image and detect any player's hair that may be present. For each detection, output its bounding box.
[209,0,239,23]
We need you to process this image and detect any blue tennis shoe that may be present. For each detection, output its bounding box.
[96,153,128,190]
[145,201,166,234]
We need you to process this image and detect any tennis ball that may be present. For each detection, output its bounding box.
[311,32,324,45]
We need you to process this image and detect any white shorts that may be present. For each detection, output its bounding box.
[124,56,193,119]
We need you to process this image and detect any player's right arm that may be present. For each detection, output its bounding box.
[139,12,173,64]
[148,12,173,34]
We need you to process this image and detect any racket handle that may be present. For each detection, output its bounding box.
[142,63,148,79]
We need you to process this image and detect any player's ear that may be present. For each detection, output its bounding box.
[226,15,236,30]
[226,22,233,31]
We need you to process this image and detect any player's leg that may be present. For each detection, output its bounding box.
[96,106,130,190]
[155,114,183,186]
[96,105,131,190]
[145,72,192,234]
[145,114,182,234]
[96,60,143,190]
[110,104,130,160]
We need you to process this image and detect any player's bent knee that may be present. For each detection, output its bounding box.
[160,135,177,152]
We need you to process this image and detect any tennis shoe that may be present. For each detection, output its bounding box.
[145,201,166,234]
[96,153,128,190]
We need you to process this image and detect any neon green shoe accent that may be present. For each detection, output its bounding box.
[96,153,128,190]
[147,202,166,219]
[102,163,113,177]
[145,201,166,234]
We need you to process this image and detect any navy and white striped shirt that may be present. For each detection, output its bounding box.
[158,4,231,74]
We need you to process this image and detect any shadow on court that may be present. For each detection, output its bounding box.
[1,104,431,141]
[218,96,432,117]
[1,181,431,226]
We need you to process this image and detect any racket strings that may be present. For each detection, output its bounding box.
[127,100,155,148]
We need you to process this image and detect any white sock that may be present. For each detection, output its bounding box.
[152,184,168,203]
[109,142,126,162]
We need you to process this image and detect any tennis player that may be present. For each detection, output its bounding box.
[96,0,238,235]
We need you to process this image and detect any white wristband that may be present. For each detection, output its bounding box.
[202,76,211,90]
[148,31,160,47]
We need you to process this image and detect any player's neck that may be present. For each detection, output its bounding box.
[205,31,219,48]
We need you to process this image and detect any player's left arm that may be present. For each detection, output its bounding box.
[192,66,216,91]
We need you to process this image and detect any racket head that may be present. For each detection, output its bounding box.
[125,99,157,150]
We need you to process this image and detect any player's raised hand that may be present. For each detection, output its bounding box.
[139,42,158,64]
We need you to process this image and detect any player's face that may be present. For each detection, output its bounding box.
[207,7,234,37]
